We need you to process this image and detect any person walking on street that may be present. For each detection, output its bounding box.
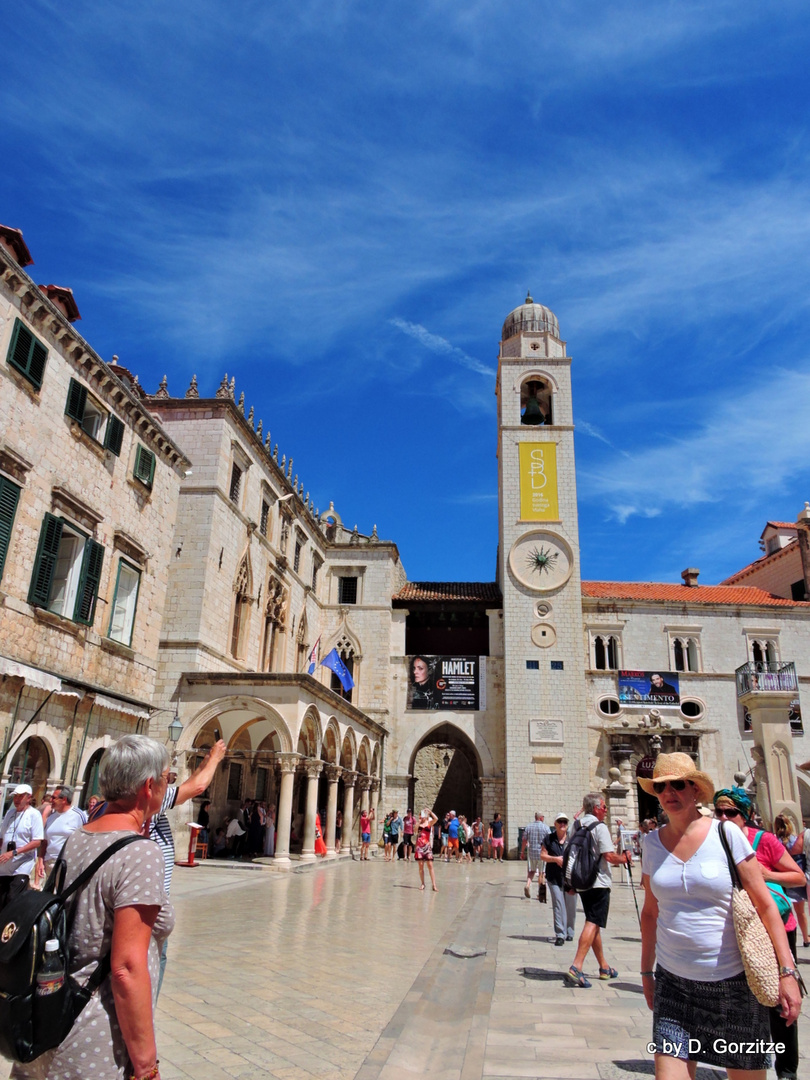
[402,808,415,861]
[472,816,485,861]
[0,784,43,910]
[565,792,629,988]
[359,806,375,860]
[37,784,86,880]
[488,813,505,861]
[521,812,550,898]
[541,812,576,944]
[415,808,438,891]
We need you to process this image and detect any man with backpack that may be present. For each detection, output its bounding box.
[563,792,630,988]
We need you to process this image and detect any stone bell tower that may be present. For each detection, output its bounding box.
[496,294,590,850]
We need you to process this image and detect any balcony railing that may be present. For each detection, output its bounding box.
[736,661,798,698]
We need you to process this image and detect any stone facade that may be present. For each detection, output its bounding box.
[0,234,189,806]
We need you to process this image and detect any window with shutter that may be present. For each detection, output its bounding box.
[7,319,48,389]
[108,562,140,644]
[229,462,242,503]
[28,513,64,607]
[134,445,156,488]
[0,476,21,582]
[338,576,358,604]
[74,539,104,625]
[104,415,125,456]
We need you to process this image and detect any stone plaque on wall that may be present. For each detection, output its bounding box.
[529,719,563,745]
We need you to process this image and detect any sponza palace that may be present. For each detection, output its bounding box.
[1,221,809,861]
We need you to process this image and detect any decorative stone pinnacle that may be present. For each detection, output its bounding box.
[155,374,169,398]
[293,474,298,489]
[185,374,199,398]
[237,391,245,414]
[216,374,230,398]
[247,405,254,426]
[281,454,286,471]
[273,444,278,461]
[228,376,235,398]
[287,459,293,479]
[371,524,379,542]
[256,419,262,438]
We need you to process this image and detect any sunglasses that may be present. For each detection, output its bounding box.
[653,779,687,794]
[714,807,743,820]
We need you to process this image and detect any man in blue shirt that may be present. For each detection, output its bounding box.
[447,811,461,861]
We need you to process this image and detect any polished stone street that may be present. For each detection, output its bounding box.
[157,858,809,1080]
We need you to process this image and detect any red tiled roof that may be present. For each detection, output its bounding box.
[394,582,501,603]
[38,284,81,322]
[721,537,798,584]
[0,224,33,267]
[763,521,798,532]
[581,581,810,607]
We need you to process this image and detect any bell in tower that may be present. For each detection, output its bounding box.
[520,380,546,425]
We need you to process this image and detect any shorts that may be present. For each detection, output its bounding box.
[580,886,611,928]
[403,834,414,846]
[441,833,449,845]
[473,837,483,846]
[361,832,371,843]
[335,827,342,839]
[448,838,459,851]
[389,833,399,846]
[490,837,504,849]
[527,854,544,874]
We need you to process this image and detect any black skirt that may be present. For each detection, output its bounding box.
[652,965,771,1071]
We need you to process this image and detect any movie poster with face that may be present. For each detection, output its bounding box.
[407,656,480,710]
[618,670,681,707]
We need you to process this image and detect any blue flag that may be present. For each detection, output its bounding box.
[321,648,355,691]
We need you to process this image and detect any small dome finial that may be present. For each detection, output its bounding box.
[525,290,533,304]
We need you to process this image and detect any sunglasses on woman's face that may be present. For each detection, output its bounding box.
[653,779,687,794]
[714,807,743,820]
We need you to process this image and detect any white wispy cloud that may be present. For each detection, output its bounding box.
[389,319,493,377]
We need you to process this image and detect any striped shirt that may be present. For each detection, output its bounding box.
[149,786,179,895]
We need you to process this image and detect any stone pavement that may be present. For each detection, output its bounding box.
[156,858,809,1080]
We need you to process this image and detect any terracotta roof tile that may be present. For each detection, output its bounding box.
[763,521,798,531]
[581,581,809,607]
[394,582,501,603]
[721,538,798,584]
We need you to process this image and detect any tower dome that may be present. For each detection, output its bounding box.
[501,292,559,341]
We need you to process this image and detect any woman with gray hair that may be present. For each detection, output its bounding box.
[12,735,174,1080]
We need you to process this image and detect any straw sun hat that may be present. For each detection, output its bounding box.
[637,752,715,804]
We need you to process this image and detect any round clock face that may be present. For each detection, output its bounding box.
[509,530,574,592]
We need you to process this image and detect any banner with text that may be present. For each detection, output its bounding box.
[618,670,681,707]
[519,442,559,521]
[407,655,480,711]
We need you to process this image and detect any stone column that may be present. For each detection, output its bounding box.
[324,765,342,857]
[741,689,801,829]
[274,753,299,865]
[342,771,357,857]
[300,759,324,862]
[370,778,380,824]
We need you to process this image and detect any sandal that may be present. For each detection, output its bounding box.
[564,966,591,988]
[599,966,618,980]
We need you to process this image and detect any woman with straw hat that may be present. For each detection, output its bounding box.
[638,753,800,1077]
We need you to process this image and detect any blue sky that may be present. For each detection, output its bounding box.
[4,1,810,585]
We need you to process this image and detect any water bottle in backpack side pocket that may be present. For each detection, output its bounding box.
[36,940,65,997]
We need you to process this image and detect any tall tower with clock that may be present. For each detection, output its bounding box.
[496,294,590,845]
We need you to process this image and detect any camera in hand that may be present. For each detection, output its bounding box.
[5,842,16,853]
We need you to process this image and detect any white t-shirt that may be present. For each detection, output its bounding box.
[642,818,753,981]
[43,806,88,867]
[0,805,44,877]
[578,814,614,889]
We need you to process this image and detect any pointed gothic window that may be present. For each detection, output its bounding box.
[330,633,355,703]
[230,556,251,659]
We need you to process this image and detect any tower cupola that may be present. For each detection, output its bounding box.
[501,292,559,342]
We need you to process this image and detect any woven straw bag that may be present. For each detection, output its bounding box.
[718,822,779,1007]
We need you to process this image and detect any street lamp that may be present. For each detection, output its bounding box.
[168,713,183,745]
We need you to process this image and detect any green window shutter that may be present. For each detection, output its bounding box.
[28,513,63,607]
[7,319,48,389]
[0,476,21,582]
[104,415,125,456]
[65,378,88,423]
[134,445,156,488]
[74,538,104,625]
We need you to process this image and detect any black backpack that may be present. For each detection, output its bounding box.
[562,819,600,891]
[0,833,147,1063]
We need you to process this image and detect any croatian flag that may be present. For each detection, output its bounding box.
[321,648,355,691]
[307,637,321,676]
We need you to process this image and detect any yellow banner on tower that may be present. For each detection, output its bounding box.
[519,442,559,521]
